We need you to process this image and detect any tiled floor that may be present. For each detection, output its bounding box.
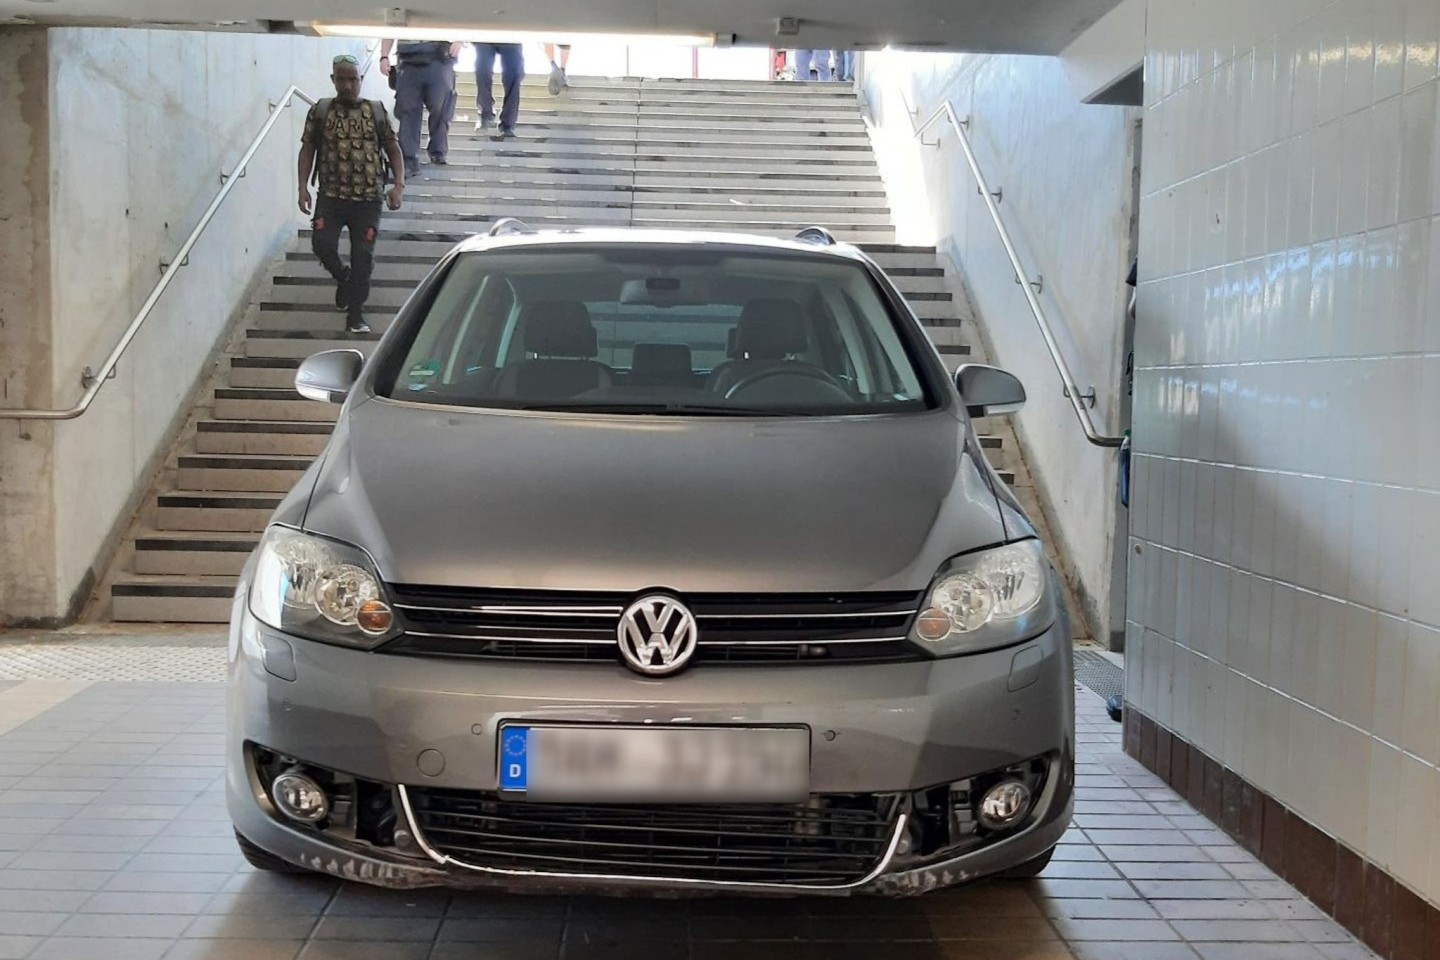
[0,633,1379,960]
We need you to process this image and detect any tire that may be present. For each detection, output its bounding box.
[999,844,1056,879]
[234,829,310,874]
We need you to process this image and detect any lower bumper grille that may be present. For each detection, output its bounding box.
[407,789,902,886]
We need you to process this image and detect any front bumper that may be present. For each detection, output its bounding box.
[227,611,1074,895]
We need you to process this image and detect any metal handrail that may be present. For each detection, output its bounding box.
[2,85,318,421]
[903,91,1125,448]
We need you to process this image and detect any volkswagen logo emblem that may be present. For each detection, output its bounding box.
[617,595,698,676]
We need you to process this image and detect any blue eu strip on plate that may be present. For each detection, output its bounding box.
[500,726,529,791]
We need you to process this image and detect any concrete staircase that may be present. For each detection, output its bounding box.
[103,75,1014,623]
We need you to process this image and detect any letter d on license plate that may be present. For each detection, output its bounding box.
[498,725,810,803]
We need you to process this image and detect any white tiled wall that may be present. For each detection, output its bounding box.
[1130,0,1440,906]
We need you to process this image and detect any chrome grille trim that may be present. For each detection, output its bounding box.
[384,586,926,666]
[398,784,909,892]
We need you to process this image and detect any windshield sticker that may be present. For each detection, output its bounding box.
[407,360,440,390]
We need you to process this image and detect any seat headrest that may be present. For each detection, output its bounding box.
[632,342,692,376]
[726,327,738,359]
[736,299,808,360]
[519,301,597,358]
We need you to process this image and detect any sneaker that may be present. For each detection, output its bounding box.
[429,154,448,165]
[474,117,493,134]
[334,267,351,312]
[547,63,563,96]
[560,69,571,91]
[346,316,371,335]
[492,127,517,141]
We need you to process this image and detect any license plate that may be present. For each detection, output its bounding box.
[498,725,810,802]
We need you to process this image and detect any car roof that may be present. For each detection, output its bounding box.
[449,227,875,264]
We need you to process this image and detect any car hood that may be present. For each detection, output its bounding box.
[302,397,1007,594]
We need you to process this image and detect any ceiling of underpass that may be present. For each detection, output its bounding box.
[0,0,1125,54]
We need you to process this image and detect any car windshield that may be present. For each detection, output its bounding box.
[378,245,937,416]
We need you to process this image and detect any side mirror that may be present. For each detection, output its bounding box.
[295,349,365,404]
[955,364,1026,418]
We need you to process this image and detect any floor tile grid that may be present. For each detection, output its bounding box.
[0,678,1383,960]
[1050,695,1375,960]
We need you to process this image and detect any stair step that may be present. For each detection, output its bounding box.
[278,242,937,267]
[133,533,259,576]
[261,286,413,308]
[156,494,283,533]
[196,419,333,456]
[455,119,869,136]
[244,330,381,360]
[214,387,336,423]
[407,189,892,211]
[424,145,880,166]
[924,326,971,347]
[112,578,236,623]
[177,453,313,492]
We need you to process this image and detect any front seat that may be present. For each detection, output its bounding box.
[707,299,809,397]
[494,301,613,400]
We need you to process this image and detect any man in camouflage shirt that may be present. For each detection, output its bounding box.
[298,55,406,334]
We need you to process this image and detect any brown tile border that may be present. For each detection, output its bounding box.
[1124,705,1440,960]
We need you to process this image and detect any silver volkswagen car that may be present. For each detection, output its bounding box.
[227,226,1074,895]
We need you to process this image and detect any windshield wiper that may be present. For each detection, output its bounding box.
[518,402,800,417]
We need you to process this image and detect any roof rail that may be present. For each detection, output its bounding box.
[489,218,536,237]
[794,226,837,246]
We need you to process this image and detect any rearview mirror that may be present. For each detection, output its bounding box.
[295,350,365,404]
[955,364,1026,418]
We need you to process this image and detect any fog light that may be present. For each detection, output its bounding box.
[978,779,1031,830]
[272,771,329,823]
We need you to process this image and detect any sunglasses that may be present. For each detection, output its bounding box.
[332,54,360,66]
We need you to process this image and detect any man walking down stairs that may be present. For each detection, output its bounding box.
[105,74,1014,623]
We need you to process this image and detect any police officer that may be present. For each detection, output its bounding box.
[379,39,460,179]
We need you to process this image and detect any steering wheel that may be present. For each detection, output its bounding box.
[724,364,851,402]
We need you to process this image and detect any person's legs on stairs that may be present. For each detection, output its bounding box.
[474,43,497,132]
[310,196,349,309]
[424,61,454,164]
[394,65,425,178]
[497,43,525,135]
[792,49,814,80]
[345,201,382,334]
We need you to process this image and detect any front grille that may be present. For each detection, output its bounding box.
[407,788,902,885]
[383,586,926,666]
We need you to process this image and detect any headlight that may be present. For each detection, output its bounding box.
[909,540,1056,656]
[249,526,399,649]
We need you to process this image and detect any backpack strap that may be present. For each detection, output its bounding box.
[366,100,395,185]
[308,98,336,188]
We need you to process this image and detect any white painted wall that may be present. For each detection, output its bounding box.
[863,49,1136,644]
[0,28,367,622]
[1128,0,1440,905]
[1060,0,1147,102]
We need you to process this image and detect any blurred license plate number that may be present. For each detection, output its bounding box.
[499,726,809,802]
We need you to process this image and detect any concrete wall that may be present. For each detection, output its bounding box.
[863,50,1137,645]
[0,28,367,623]
[1129,0,1440,906]
[0,29,57,620]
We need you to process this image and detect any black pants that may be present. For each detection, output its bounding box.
[311,196,381,323]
